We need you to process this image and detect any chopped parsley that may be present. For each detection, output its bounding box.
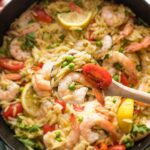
[41,0,49,5]
[119,47,124,53]
[123,136,134,149]
[96,40,102,47]
[136,64,142,72]
[21,33,37,51]
[131,124,150,136]
[18,124,41,133]
[103,54,109,60]
[74,0,82,6]
[59,34,65,41]
[114,62,122,70]
[122,39,129,46]
[18,138,43,150]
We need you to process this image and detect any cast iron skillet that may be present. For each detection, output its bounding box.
[0,0,150,149]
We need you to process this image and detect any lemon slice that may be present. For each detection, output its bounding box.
[117,98,134,133]
[21,83,40,116]
[57,11,92,30]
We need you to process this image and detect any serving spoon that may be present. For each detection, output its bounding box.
[105,80,150,104]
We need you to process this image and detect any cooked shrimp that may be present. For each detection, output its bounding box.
[92,88,105,106]
[95,105,115,121]
[98,35,113,58]
[10,38,31,61]
[16,10,34,27]
[0,80,19,101]
[10,10,40,36]
[115,19,134,44]
[2,73,22,81]
[101,5,126,27]
[102,51,138,83]
[58,72,89,104]
[125,36,150,53]
[32,61,53,96]
[66,114,80,149]
[18,23,40,37]
[80,113,118,144]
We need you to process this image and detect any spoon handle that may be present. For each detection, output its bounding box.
[105,80,150,104]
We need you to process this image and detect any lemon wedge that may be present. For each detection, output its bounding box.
[21,83,40,116]
[117,98,134,133]
[57,11,92,30]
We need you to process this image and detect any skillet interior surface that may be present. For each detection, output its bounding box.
[0,0,150,149]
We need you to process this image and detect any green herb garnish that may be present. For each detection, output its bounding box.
[96,40,102,47]
[21,32,37,51]
[114,63,122,70]
[136,64,142,72]
[18,124,40,132]
[18,138,43,149]
[131,124,150,136]
[59,34,65,41]
[103,54,109,60]
[74,0,82,6]
[123,136,134,149]
[119,47,124,53]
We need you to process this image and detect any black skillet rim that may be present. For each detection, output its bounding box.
[0,0,150,149]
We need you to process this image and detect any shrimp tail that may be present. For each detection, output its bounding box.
[92,88,105,106]
[98,117,119,144]
[115,19,134,44]
[66,114,80,149]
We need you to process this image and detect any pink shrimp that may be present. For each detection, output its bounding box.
[92,88,105,106]
[80,113,118,144]
[102,51,138,84]
[66,114,80,149]
[0,80,19,101]
[115,19,134,44]
[125,36,150,53]
[2,73,22,81]
[101,5,126,27]
[32,61,53,96]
